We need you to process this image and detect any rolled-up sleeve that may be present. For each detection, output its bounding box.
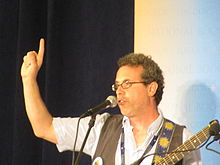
[53,113,110,156]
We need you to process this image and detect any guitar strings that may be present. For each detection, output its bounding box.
[139,135,212,165]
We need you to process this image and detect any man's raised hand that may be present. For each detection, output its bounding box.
[21,38,45,80]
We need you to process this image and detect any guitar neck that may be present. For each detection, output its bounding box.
[154,121,216,165]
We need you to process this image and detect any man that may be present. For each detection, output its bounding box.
[21,39,201,165]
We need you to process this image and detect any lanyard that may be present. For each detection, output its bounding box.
[120,127,161,165]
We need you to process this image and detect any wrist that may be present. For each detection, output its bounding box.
[22,77,38,85]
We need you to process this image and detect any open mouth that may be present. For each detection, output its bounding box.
[118,99,126,105]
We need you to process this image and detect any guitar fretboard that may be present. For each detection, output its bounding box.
[155,122,212,165]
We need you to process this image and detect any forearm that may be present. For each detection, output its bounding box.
[22,78,57,143]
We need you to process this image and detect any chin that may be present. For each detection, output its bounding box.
[119,108,126,116]
[120,109,132,117]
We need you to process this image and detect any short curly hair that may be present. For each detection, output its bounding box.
[117,53,164,105]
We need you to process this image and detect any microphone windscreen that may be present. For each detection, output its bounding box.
[106,96,117,108]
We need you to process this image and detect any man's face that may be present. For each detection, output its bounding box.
[115,65,150,117]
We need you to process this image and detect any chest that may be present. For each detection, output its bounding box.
[133,130,148,147]
[116,128,157,165]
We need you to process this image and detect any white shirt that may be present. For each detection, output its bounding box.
[53,112,202,165]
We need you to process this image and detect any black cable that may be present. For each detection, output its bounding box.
[71,117,82,165]
[205,135,220,155]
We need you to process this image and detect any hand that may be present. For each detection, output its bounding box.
[21,38,45,81]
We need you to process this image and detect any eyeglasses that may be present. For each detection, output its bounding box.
[112,80,147,91]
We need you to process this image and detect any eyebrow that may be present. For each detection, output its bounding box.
[115,79,130,84]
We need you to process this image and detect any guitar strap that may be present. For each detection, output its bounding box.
[153,119,185,165]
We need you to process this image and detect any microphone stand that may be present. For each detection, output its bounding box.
[74,115,97,165]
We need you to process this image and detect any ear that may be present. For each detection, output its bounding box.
[147,81,158,96]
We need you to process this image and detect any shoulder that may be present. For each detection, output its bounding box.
[164,118,186,133]
[100,113,123,129]
[105,114,123,121]
[93,113,123,131]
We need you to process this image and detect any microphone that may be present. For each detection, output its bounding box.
[80,96,117,118]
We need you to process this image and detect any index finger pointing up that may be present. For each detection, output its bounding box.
[37,38,45,67]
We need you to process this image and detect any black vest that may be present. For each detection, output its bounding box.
[93,115,184,165]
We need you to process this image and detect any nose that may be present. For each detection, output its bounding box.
[116,85,125,96]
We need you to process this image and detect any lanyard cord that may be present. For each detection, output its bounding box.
[120,126,162,165]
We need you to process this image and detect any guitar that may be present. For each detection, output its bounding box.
[154,120,219,165]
